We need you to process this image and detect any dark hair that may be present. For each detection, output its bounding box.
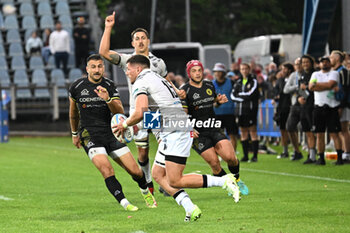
[282,62,295,74]
[301,54,315,67]
[55,21,62,25]
[86,54,103,63]
[131,28,149,40]
[126,55,150,68]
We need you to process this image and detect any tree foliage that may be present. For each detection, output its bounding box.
[98,0,303,49]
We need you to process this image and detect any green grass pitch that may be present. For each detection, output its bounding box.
[1,136,350,233]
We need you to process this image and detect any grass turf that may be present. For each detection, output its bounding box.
[0,136,350,233]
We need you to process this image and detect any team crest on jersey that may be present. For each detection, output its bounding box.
[193,93,200,99]
[81,89,89,96]
[206,88,212,96]
[198,143,204,150]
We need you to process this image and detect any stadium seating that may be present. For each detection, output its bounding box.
[4,15,19,30]
[40,15,54,29]
[18,0,32,3]
[16,89,32,98]
[34,88,50,98]
[19,2,35,16]
[32,69,47,86]
[24,28,34,42]
[9,43,24,57]
[11,56,26,70]
[0,44,6,56]
[0,71,11,87]
[58,15,73,29]
[0,57,8,70]
[29,56,45,70]
[0,0,15,4]
[13,69,29,87]
[0,31,3,43]
[50,69,65,85]
[68,68,82,82]
[6,29,21,43]
[46,56,56,69]
[55,2,70,15]
[22,16,38,30]
[37,2,52,16]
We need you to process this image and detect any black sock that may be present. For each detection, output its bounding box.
[241,140,249,158]
[229,161,240,180]
[202,175,208,188]
[337,150,343,162]
[105,176,125,203]
[252,140,259,158]
[213,168,227,177]
[173,189,185,199]
[318,152,325,161]
[132,171,148,190]
[138,158,149,167]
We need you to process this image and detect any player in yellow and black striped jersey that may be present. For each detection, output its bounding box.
[68,54,157,211]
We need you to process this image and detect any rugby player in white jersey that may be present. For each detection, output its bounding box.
[99,11,169,194]
[114,55,241,222]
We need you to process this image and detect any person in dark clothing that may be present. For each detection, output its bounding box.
[273,63,294,158]
[73,17,90,69]
[285,54,316,163]
[231,63,260,162]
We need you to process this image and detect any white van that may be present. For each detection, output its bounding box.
[234,34,302,66]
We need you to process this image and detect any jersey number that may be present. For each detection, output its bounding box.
[161,80,177,98]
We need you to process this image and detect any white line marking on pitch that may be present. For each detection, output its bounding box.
[241,168,350,184]
[0,195,13,201]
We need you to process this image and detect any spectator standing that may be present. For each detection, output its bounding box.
[25,31,43,56]
[73,17,90,69]
[231,63,260,162]
[283,58,304,159]
[212,63,238,150]
[42,28,51,64]
[309,57,343,165]
[273,63,294,158]
[50,21,70,74]
[330,50,350,163]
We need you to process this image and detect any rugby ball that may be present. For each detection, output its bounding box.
[111,114,134,143]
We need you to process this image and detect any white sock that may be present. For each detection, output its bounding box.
[207,175,225,187]
[174,190,195,213]
[310,148,316,161]
[140,188,149,195]
[342,152,350,160]
[140,160,152,183]
[120,198,130,209]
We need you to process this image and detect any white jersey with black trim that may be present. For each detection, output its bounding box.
[132,69,191,134]
[118,52,167,109]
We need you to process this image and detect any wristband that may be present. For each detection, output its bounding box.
[122,121,128,129]
[106,97,112,104]
[71,131,78,137]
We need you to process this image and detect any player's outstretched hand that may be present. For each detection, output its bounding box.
[112,120,126,137]
[105,11,115,28]
[72,135,81,148]
[217,94,228,104]
[177,89,186,99]
[94,85,109,101]
[193,129,199,139]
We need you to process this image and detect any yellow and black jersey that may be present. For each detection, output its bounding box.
[69,77,120,137]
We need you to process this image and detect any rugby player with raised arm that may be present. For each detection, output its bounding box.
[99,12,185,195]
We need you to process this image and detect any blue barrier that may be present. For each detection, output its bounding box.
[1,90,9,143]
[257,99,281,137]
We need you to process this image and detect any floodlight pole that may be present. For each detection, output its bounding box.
[150,0,157,51]
[186,0,191,42]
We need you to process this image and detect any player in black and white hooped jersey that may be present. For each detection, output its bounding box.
[99,11,175,195]
[69,54,157,212]
[181,60,249,196]
[113,55,241,222]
